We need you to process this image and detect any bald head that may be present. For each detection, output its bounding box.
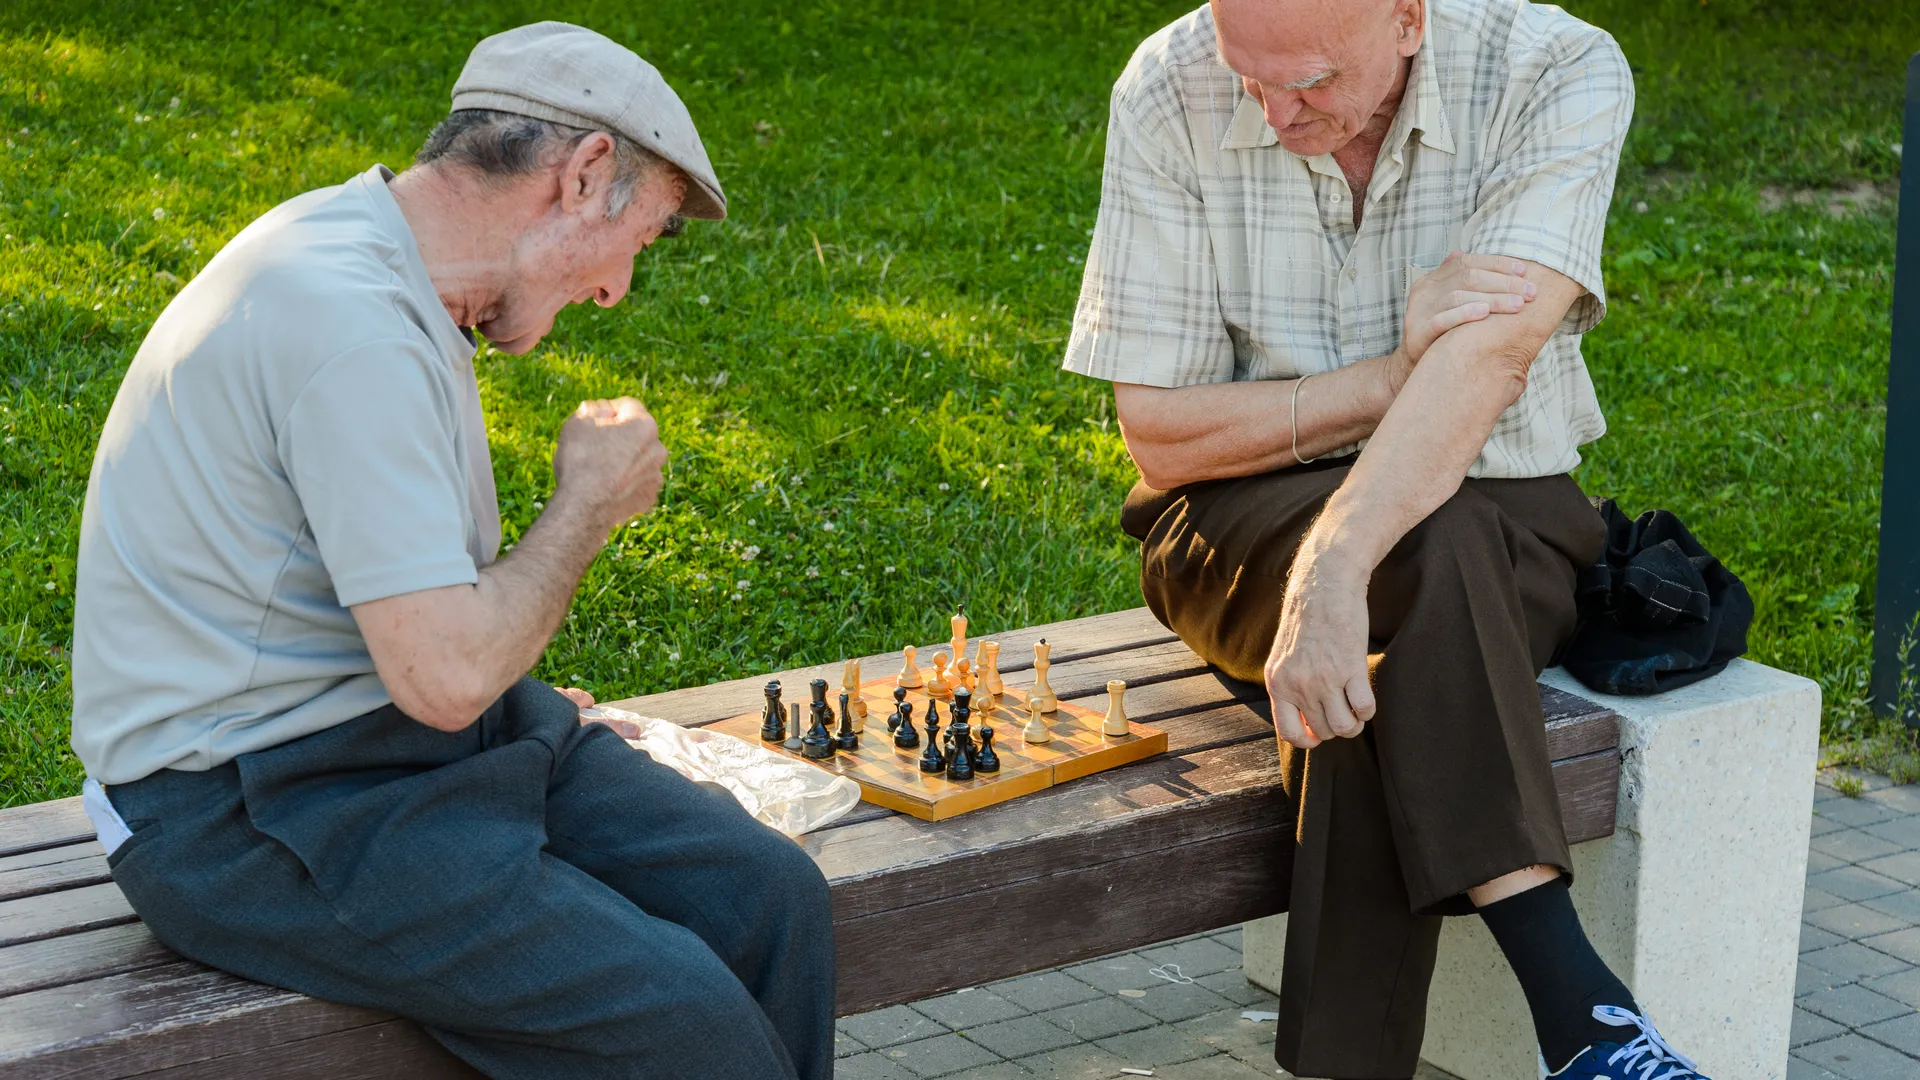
[1212,0,1424,158]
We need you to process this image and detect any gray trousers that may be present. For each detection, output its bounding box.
[105,677,837,1080]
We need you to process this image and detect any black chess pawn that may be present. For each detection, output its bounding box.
[782,703,804,753]
[918,701,945,773]
[893,700,920,748]
[759,681,786,742]
[946,688,975,780]
[889,686,908,732]
[801,680,836,760]
[836,691,860,751]
[976,722,1001,773]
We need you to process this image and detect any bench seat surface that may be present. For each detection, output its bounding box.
[0,607,1619,1079]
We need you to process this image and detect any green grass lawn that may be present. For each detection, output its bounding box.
[0,0,1913,807]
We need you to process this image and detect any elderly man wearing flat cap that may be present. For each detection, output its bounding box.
[71,23,834,1080]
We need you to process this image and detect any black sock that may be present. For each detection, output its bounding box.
[1477,875,1639,1073]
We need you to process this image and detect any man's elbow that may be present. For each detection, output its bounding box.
[380,662,492,732]
[1124,439,1191,491]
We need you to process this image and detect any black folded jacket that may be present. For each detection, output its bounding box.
[1559,498,1754,696]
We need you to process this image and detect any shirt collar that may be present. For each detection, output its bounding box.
[1217,37,1456,158]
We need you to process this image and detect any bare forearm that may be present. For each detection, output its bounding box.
[1115,352,1397,488]
[1300,270,1583,578]
[355,492,612,729]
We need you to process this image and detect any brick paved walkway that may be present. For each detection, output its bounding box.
[838,774,1920,1079]
[1792,774,1920,1080]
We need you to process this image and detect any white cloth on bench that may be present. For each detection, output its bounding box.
[82,777,130,857]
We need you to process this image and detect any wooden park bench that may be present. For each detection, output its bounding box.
[0,607,1625,1078]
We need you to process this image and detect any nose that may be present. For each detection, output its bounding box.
[595,266,633,308]
[1259,86,1305,132]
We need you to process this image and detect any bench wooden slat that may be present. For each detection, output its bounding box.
[605,607,1181,725]
[0,842,111,903]
[0,881,137,949]
[127,1018,478,1080]
[0,960,388,1080]
[0,797,92,860]
[0,922,178,999]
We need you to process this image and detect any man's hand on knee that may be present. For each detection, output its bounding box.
[1264,550,1377,750]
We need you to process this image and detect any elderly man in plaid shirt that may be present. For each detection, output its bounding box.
[1065,2,1715,1079]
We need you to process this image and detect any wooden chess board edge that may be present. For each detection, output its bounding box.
[1050,727,1169,784]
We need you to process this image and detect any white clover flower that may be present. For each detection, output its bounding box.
[1634,201,1649,213]
[736,579,751,590]
[885,566,896,574]
[938,482,950,491]
[151,207,165,220]
[731,593,742,601]
[695,572,708,581]
[697,294,711,305]
[669,650,681,661]
[822,521,835,532]
[806,566,821,578]
[742,545,761,561]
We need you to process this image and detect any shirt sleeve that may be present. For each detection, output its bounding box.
[278,341,479,608]
[1061,89,1235,388]
[1462,28,1634,335]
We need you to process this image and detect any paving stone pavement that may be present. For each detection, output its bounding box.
[1792,774,1920,1080]
[839,774,1920,1079]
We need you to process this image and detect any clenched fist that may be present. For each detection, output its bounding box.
[553,397,668,532]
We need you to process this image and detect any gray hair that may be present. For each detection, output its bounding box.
[415,108,680,227]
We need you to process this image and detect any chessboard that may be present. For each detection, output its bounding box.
[710,676,1168,821]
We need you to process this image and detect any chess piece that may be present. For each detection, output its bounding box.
[980,641,1004,697]
[896,644,924,688]
[759,680,785,742]
[836,691,860,751]
[802,679,836,759]
[955,657,976,698]
[976,722,1001,773]
[893,699,920,748]
[889,686,908,732]
[842,659,868,724]
[918,701,946,773]
[1021,693,1051,744]
[783,703,804,752]
[1103,680,1130,737]
[927,651,951,695]
[1029,639,1058,713]
[950,610,969,674]
[946,688,975,780]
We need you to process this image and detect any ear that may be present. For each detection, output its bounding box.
[557,131,618,215]
[1393,0,1425,58]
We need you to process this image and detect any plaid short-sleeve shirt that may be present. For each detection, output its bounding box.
[1062,0,1634,478]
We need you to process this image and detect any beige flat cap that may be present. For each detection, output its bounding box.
[451,22,726,220]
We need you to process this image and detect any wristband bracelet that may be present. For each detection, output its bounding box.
[1291,373,1318,464]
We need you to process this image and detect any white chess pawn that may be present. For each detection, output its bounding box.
[927,651,951,695]
[896,645,924,689]
[1021,692,1052,744]
[1103,679,1129,737]
[1029,639,1058,713]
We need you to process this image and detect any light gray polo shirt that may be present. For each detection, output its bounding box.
[72,164,501,786]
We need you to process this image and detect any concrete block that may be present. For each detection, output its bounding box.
[1244,659,1821,1079]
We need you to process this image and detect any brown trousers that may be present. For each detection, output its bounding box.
[1121,457,1607,1080]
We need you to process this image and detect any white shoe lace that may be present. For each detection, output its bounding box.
[1593,1005,1707,1080]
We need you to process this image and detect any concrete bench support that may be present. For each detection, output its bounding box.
[1243,659,1821,1080]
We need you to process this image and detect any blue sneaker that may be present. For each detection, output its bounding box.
[1543,1006,1711,1080]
